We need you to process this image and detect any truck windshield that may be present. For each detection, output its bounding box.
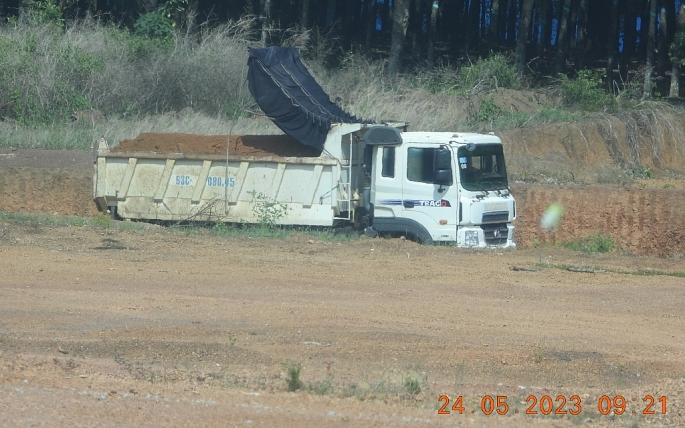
[457,144,508,191]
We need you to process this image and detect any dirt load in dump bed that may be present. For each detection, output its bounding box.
[112,133,321,157]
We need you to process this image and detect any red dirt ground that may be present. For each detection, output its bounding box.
[1,221,684,427]
[1,149,685,426]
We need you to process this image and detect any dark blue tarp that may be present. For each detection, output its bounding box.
[247,47,365,153]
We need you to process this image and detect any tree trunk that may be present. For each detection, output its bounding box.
[427,0,440,70]
[638,0,650,58]
[642,0,657,99]
[324,0,335,25]
[573,0,588,69]
[388,0,410,75]
[409,0,423,60]
[554,0,573,75]
[670,4,685,97]
[489,0,501,50]
[658,6,668,77]
[364,0,376,57]
[260,0,271,47]
[516,0,535,75]
[462,0,473,52]
[606,0,619,93]
[380,0,391,35]
[620,0,637,82]
[506,0,518,48]
[538,0,552,55]
[300,0,309,32]
[467,0,481,52]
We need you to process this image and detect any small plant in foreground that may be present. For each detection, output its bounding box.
[92,212,113,229]
[404,376,422,396]
[248,191,289,227]
[283,361,303,392]
[306,375,333,396]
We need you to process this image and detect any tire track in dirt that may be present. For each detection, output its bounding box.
[512,183,685,256]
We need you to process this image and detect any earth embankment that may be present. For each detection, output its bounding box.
[2,147,684,256]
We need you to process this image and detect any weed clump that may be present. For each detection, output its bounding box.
[404,376,422,395]
[561,234,616,254]
[283,361,303,392]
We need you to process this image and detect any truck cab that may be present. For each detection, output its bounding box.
[362,126,516,248]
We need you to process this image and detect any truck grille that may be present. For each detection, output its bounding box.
[482,210,509,224]
[481,223,509,245]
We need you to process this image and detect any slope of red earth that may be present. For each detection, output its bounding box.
[2,147,684,256]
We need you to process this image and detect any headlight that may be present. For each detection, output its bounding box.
[465,230,479,247]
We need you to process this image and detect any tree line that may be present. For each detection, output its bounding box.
[2,0,685,98]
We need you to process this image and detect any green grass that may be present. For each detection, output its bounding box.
[0,211,145,230]
[466,105,585,133]
[560,234,616,254]
[1,210,357,243]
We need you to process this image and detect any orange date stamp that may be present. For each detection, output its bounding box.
[438,394,667,416]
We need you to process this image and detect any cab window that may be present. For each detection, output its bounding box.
[381,147,395,178]
[406,148,436,183]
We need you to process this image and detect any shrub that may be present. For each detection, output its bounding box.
[0,15,254,123]
[283,361,303,392]
[134,12,175,41]
[560,69,616,112]
[23,0,63,26]
[248,191,289,227]
[469,98,503,123]
[458,54,520,93]
[413,54,520,96]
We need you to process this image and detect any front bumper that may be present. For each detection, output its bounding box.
[458,224,516,248]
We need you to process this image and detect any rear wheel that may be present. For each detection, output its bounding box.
[353,208,370,229]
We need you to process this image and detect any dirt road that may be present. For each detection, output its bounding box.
[1,148,684,426]
[1,220,684,427]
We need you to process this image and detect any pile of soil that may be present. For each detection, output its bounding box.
[112,133,321,157]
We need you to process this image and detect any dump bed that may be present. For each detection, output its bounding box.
[93,125,370,226]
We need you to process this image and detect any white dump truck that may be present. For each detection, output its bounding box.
[93,122,516,247]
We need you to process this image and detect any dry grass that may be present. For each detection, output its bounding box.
[2,15,685,184]
[0,15,256,123]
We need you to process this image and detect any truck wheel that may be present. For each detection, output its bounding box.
[353,208,368,229]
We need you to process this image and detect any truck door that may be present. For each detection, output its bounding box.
[401,145,458,242]
[370,145,404,221]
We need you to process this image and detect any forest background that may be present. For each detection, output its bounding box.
[1,0,685,185]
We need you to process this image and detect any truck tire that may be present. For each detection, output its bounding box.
[370,218,433,245]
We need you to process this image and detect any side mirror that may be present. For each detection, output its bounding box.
[434,148,451,170]
[434,168,452,185]
[434,148,453,186]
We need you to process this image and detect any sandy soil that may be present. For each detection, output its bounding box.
[0,221,684,427]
